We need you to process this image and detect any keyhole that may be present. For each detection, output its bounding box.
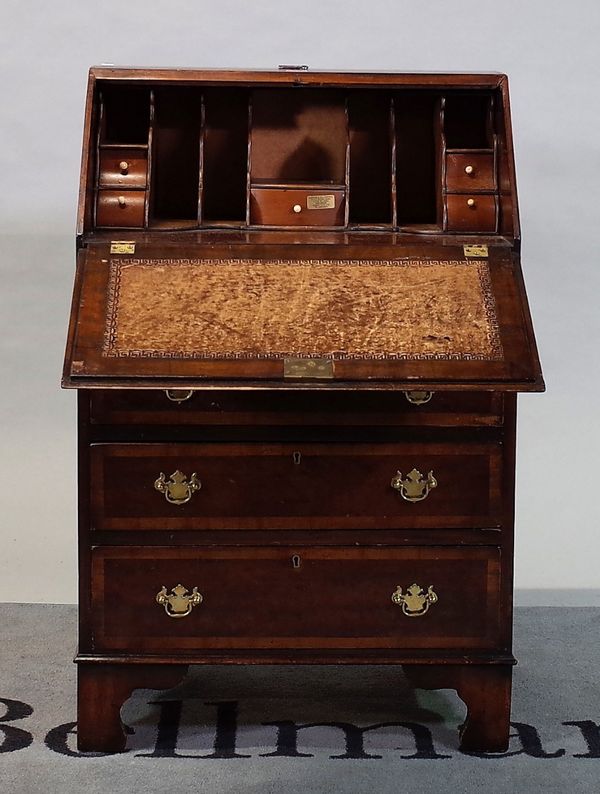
[293,451,302,465]
[292,554,301,569]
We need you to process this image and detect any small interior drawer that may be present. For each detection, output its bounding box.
[99,147,148,188]
[90,545,502,652]
[96,189,146,227]
[446,193,497,233]
[89,441,503,531]
[445,153,495,192]
[250,187,346,226]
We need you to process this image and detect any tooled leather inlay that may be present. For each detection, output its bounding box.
[102,258,503,361]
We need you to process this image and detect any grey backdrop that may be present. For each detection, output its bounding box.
[1,0,598,603]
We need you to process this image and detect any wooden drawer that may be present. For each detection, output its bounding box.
[250,187,346,226]
[98,147,148,188]
[446,193,498,233]
[445,153,495,192]
[96,189,146,227]
[90,441,503,531]
[89,390,503,428]
[90,545,502,652]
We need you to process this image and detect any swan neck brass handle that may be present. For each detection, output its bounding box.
[391,583,438,617]
[165,389,194,403]
[156,584,203,618]
[404,390,434,405]
[391,468,437,502]
[154,470,201,505]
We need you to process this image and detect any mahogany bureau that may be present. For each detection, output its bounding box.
[62,67,544,753]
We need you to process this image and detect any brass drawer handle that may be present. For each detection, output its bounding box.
[404,390,433,405]
[391,468,437,502]
[156,584,203,618]
[154,470,201,505]
[119,160,129,174]
[165,389,194,402]
[391,583,438,617]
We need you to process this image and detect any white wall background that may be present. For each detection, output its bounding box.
[0,0,598,604]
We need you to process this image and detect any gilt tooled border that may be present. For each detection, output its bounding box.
[102,258,504,361]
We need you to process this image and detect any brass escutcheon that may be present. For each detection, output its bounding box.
[165,389,194,403]
[154,470,201,505]
[391,468,437,502]
[404,390,434,405]
[156,584,203,618]
[391,583,438,617]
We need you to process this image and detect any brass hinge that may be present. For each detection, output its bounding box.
[463,244,488,258]
[283,357,334,379]
[110,241,136,254]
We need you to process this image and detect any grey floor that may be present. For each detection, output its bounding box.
[1,604,599,793]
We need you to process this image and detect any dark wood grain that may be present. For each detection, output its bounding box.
[90,545,502,652]
[67,68,543,755]
[89,389,503,428]
[89,441,503,531]
[404,663,512,752]
[77,663,188,752]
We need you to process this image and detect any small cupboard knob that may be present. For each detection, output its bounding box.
[119,161,129,174]
[467,198,476,207]
[118,195,127,207]
[293,204,302,213]
[464,164,474,175]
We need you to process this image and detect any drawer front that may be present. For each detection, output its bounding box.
[445,153,495,192]
[446,193,498,233]
[96,189,146,227]
[90,545,502,652]
[250,187,346,226]
[89,390,503,428]
[90,442,503,530]
[99,147,148,188]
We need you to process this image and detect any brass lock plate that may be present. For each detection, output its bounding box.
[463,244,488,258]
[110,241,136,254]
[283,357,334,379]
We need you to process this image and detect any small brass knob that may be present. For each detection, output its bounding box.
[467,198,476,207]
[119,160,129,174]
[293,204,302,213]
[118,195,126,207]
[464,164,474,175]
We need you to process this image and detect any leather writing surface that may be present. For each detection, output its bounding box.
[102,257,502,362]
[63,241,542,390]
